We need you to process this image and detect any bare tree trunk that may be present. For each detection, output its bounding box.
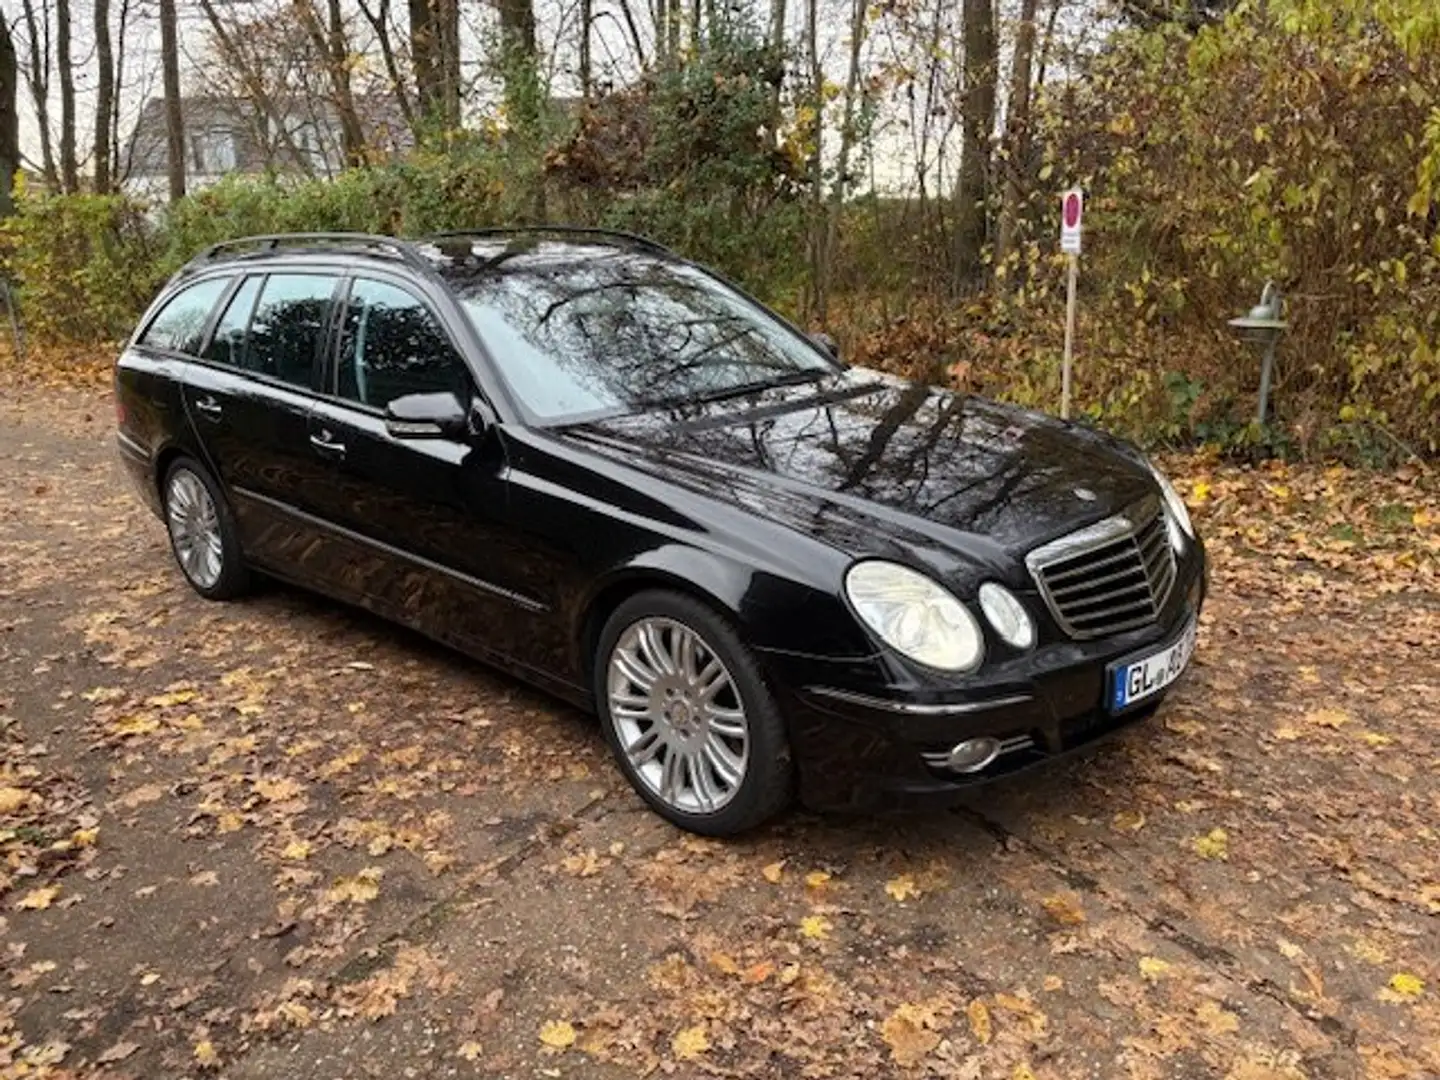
[579,0,592,99]
[408,0,440,127]
[93,0,113,193]
[159,0,185,200]
[356,0,416,134]
[820,0,869,315]
[18,0,56,188]
[804,0,825,319]
[498,0,538,128]
[437,0,459,128]
[994,0,1038,280]
[295,0,367,165]
[769,0,785,53]
[952,0,996,293]
[0,15,18,216]
[110,0,130,185]
[56,0,76,191]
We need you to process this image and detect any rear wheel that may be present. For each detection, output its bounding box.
[595,591,793,836]
[163,458,249,600]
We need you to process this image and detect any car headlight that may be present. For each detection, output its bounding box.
[844,561,985,672]
[1146,459,1194,547]
[978,582,1035,650]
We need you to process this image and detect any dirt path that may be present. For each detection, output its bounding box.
[1,380,1436,1079]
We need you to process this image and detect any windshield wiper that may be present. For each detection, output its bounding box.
[646,368,829,409]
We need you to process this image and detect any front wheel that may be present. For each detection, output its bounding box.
[594,591,793,836]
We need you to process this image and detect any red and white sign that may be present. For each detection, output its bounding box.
[1060,189,1084,255]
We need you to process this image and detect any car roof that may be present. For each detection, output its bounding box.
[173,228,676,285]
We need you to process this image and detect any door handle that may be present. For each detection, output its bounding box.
[309,431,347,457]
[193,396,223,419]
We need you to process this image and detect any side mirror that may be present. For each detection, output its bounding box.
[810,331,840,360]
[385,391,471,440]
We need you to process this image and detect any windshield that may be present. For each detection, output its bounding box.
[444,243,838,422]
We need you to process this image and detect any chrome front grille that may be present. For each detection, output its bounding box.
[1026,495,1176,640]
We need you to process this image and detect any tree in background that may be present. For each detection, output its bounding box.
[92,0,114,193]
[952,0,995,293]
[0,13,17,216]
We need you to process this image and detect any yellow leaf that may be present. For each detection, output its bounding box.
[16,885,60,910]
[1042,892,1087,926]
[885,874,919,902]
[1387,972,1424,999]
[326,867,383,905]
[1273,726,1302,741]
[671,1024,710,1060]
[71,827,99,847]
[1191,480,1212,503]
[254,777,305,802]
[538,1020,576,1049]
[111,714,160,736]
[1112,809,1146,832]
[799,914,832,940]
[1414,508,1432,529]
[456,1041,482,1061]
[1042,975,1063,991]
[1196,999,1240,1035]
[881,1003,942,1066]
[1304,708,1350,729]
[966,998,991,1045]
[194,1040,220,1068]
[761,860,785,883]
[1139,956,1171,982]
[147,689,197,707]
[1014,1066,1037,1080]
[0,787,34,814]
[805,870,831,889]
[217,812,245,834]
[709,952,739,976]
[1361,731,1392,747]
[282,840,312,861]
[1193,828,1229,860]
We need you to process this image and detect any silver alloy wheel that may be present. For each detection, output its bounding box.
[166,469,224,590]
[607,616,750,815]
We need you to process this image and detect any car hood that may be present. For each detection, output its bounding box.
[559,368,1155,582]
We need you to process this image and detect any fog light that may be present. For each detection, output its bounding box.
[947,736,1002,773]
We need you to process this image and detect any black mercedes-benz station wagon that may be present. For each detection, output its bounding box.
[114,229,1206,835]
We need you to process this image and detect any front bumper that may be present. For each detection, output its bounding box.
[765,543,1208,813]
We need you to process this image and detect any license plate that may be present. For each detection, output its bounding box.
[1109,619,1196,713]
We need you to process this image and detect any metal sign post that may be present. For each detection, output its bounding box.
[1060,189,1083,420]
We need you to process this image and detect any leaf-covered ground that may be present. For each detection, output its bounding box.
[0,376,1436,1079]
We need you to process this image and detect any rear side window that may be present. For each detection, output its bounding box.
[203,276,262,369]
[139,277,231,355]
[245,274,338,388]
[336,279,471,410]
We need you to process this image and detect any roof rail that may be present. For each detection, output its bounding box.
[425,226,675,256]
[190,233,434,275]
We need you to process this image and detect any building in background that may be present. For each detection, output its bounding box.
[124,94,412,200]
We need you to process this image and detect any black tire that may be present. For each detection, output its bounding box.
[161,457,250,601]
[594,590,793,836]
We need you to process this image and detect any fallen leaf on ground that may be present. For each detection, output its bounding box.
[456,1041,482,1061]
[1380,972,1424,1001]
[96,1041,139,1064]
[800,914,832,940]
[885,874,919,901]
[672,1024,710,1060]
[1139,956,1172,982]
[881,1002,943,1066]
[805,870,831,889]
[16,885,59,910]
[1304,707,1350,728]
[1197,999,1240,1035]
[1193,828,1229,860]
[0,787,34,814]
[539,1019,576,1049]
[1042,892,1087,926]
[194,1040,220,1068]
[967,998,991,1045]
[282,840,312,860]
[761,860,785,883]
